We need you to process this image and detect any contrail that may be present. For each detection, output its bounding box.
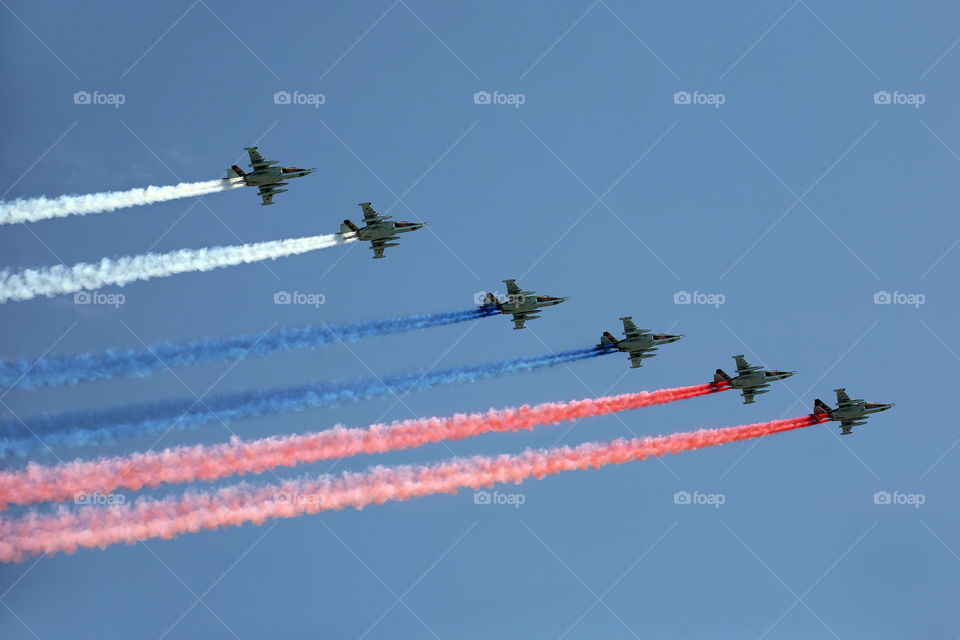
[0,308,500,390]
[0,382,728,509]
[0,346,614,455]
[0,233,356,303]
[0,179,244,225]
[0,414,827,561]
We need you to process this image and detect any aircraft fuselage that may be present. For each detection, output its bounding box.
[730,370,794,389]
[352,221,424,242]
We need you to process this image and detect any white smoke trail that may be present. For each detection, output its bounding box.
[0,179,244,225]
[0,234,356,303]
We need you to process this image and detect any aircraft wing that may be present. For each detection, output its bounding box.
[839,418,866,435]
[504,279,525,296]
[835,388,858,409]
[257,184,288,206]
[246,147,276,169]
[626,346,657,368]
[359,202,388,224]
[620,317,650,340]
[734,355,763,376]
[740,385,769,405]
[369,235,400,259]
[510,311,540,330]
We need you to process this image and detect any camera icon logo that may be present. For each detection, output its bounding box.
[474,491,491,504]
[673,291,692,305]
[274,90,292,105]
[673,91,691,105]
[473,90,492,105]
[74,291,91,304]
[73,91,91,105]
[873,491,891,505]
[273,291,291,304]
[673,490,691,505]
[873,91,891,105]
[873,291,891,305]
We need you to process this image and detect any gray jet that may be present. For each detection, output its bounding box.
[599,317,682,368]
[338,202,425,259]
[713,355,795,404]
[814,388,894,435]
[479,279,566,330]
[227,146,315,206]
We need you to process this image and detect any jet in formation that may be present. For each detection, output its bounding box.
[713,355,795,404]
[227,146,315,206]
[479,279,566,330]
[599,317,682,368]
[338,202,425,259]
[814,388,894,435]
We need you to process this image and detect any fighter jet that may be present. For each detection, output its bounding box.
[598,317,683,368]
[338,202,425,259]
[814,388,894,435]
[226,146,315,206]
[713,355,795,404]
[479,279,566,330]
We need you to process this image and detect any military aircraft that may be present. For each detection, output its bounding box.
[713,355,795,404]
[814,388,894,435]
[226,146,315,206]
[338,202,425,259]
[598,317,683,368]
[478,279,566,330]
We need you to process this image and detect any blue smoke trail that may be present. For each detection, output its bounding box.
[0,345,616,455]
[0,308,498,390]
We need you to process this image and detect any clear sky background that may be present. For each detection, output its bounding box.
[1,1,959,638]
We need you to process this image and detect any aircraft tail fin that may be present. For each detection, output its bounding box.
[714,369,732,383]
[813,399,832,417]
[340,220,360,234]
[482,293,498,307]
[600,331,619,347]
[228,165,246,179]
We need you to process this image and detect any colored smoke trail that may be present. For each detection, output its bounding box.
[0,308,499,390]
[0,178,243,225]
[0,233,355,303]
[0,382,726,509]
[0,414,827,562]
[0,346,614,455]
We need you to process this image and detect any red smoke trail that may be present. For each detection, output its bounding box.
[0,382,726,509]
[0,412,826,562]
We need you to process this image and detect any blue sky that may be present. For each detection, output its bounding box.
[1,1,959,637]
